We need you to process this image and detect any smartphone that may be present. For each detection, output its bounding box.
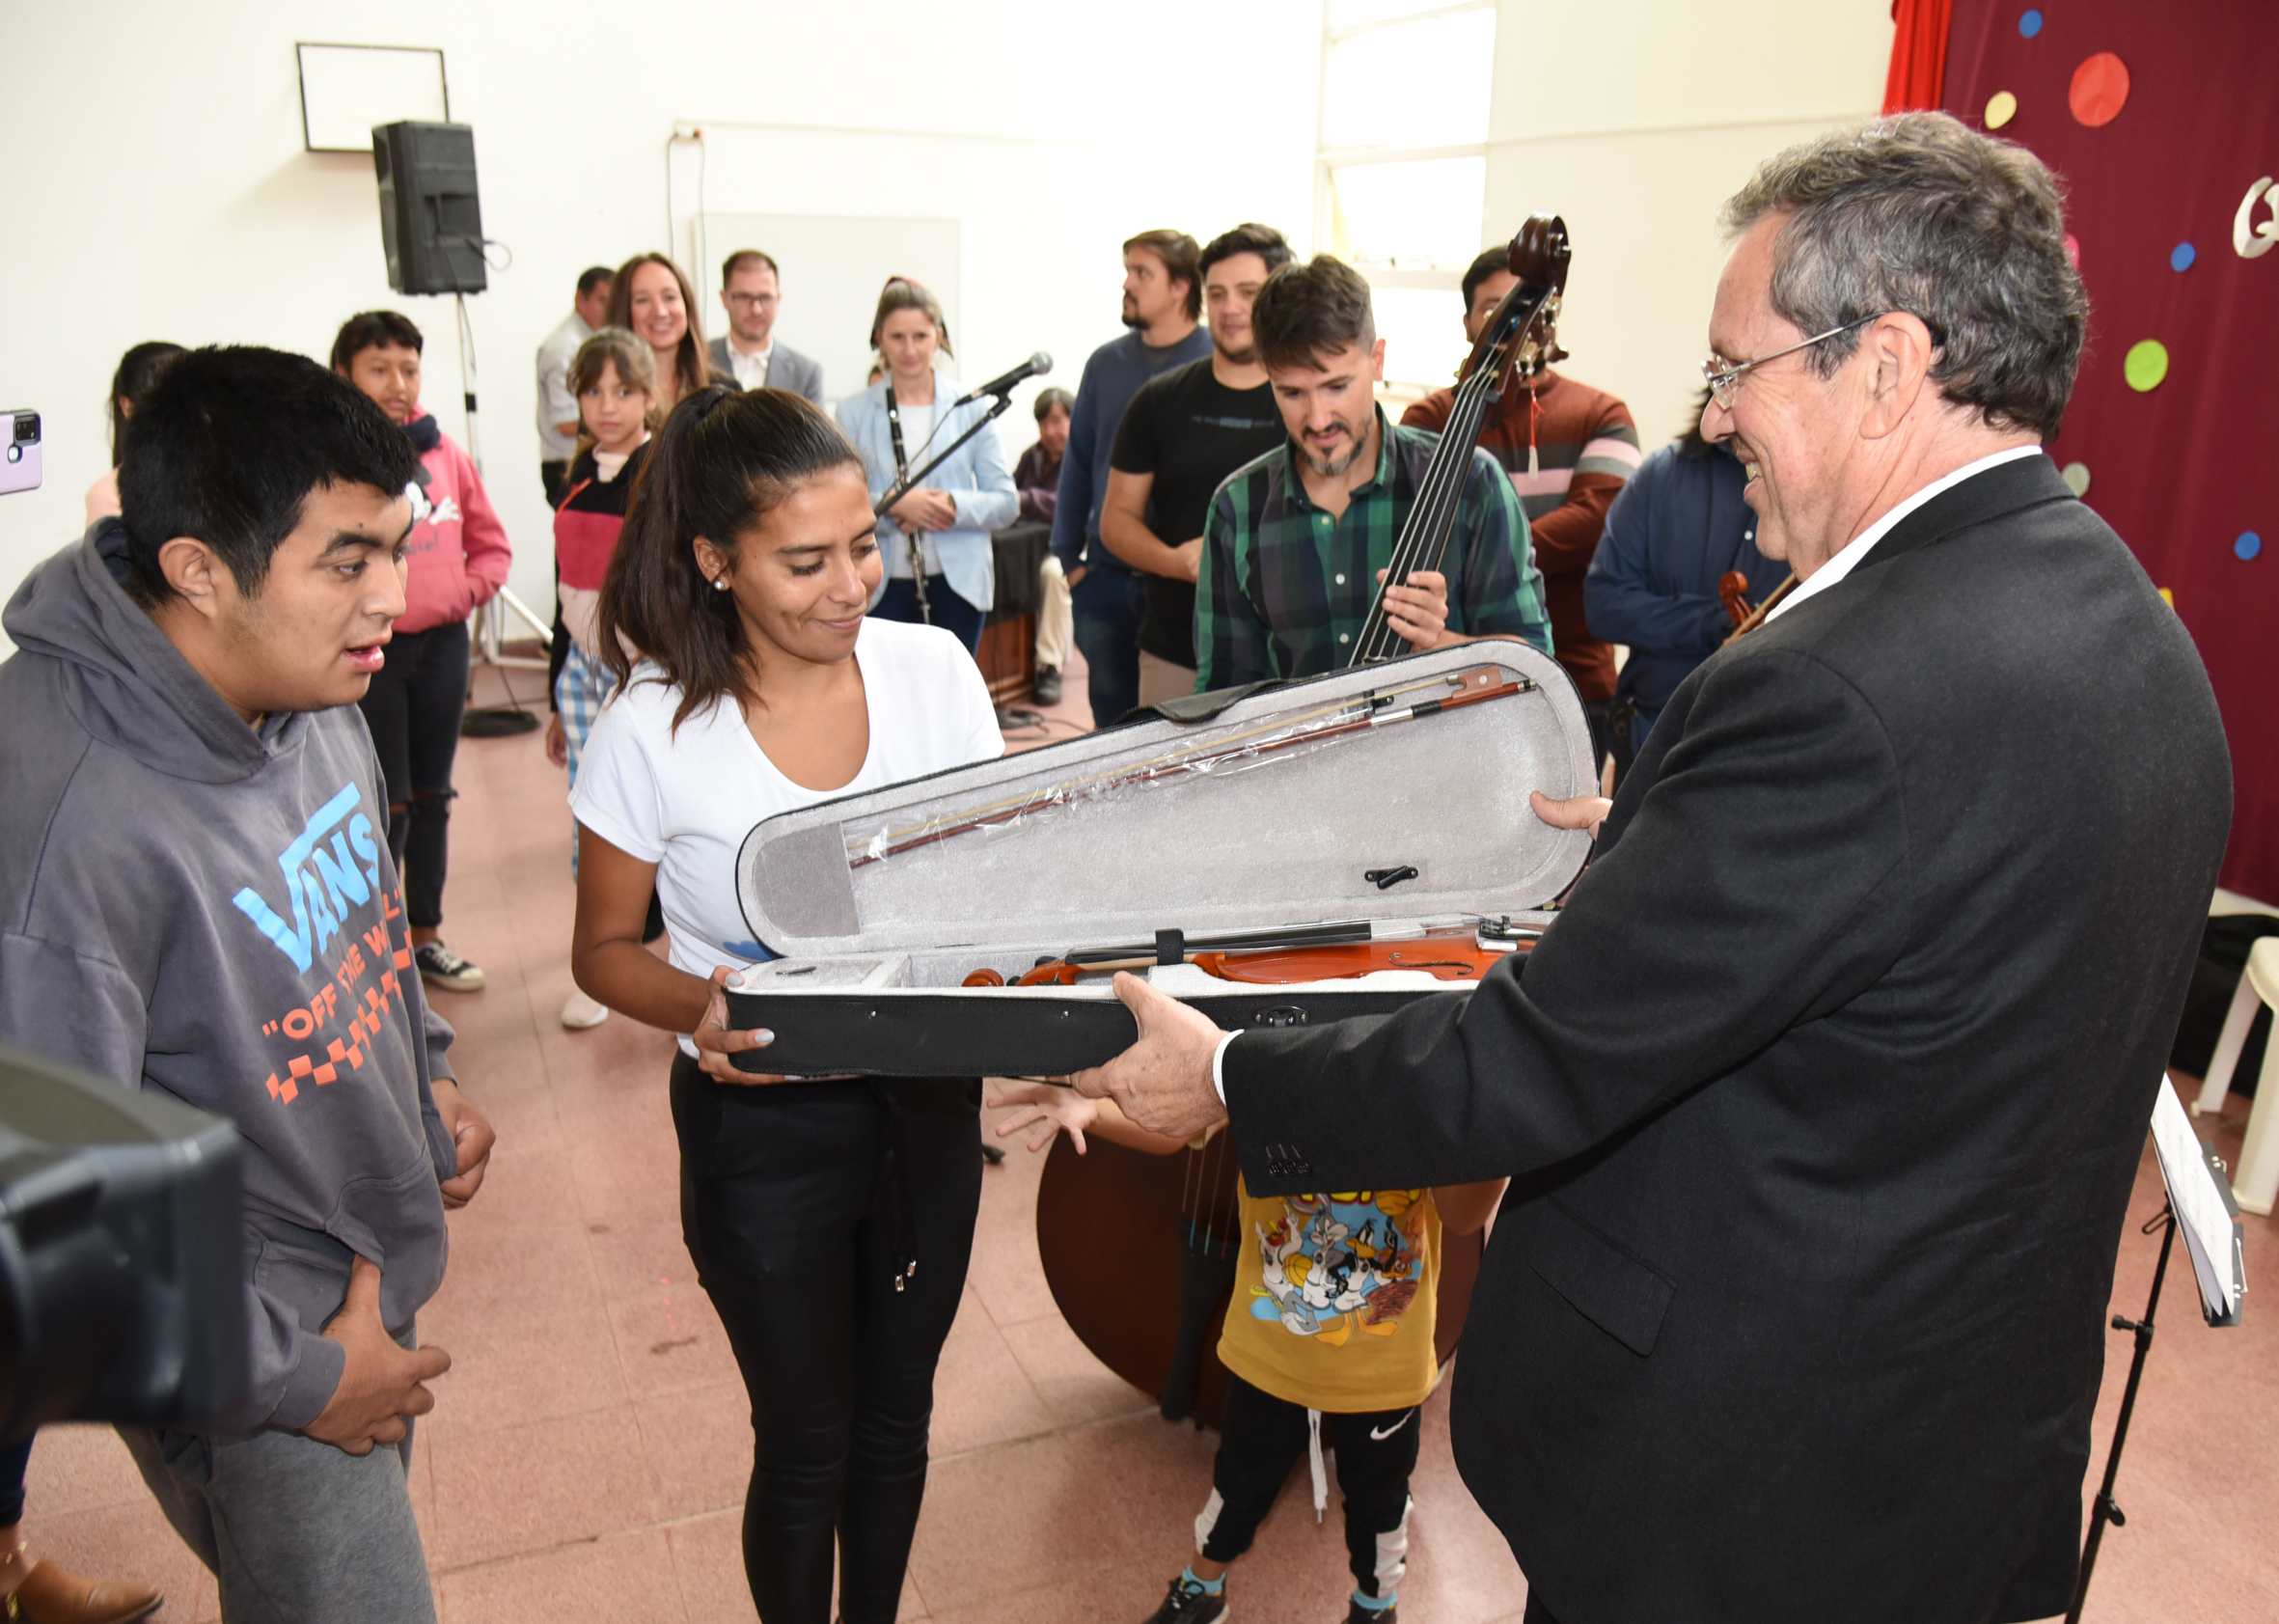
[1,410,41,495]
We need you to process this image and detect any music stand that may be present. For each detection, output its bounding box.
[2065,1078,2245,1622]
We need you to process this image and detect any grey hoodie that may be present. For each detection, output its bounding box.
[0,523,458,1432]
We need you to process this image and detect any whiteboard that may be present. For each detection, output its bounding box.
[695,212,961,406]
[296,42,449,153]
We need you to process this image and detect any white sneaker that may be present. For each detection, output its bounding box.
[560,989,610,1030]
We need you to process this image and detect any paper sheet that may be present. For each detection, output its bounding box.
[2150,1077,2245,1326]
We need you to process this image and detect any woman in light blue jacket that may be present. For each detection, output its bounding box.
[836,278,1018,652]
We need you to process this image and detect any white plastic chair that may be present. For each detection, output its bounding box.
[2192,935,2279,1215]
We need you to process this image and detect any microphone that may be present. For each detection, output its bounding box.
[951,352,1052,408]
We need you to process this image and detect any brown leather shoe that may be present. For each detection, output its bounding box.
[6,1559,162,1624]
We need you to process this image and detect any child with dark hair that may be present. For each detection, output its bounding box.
[0,344,494,1624]
[82,339,185,525]
[567,384,1001,1623]
[331,310,511,994]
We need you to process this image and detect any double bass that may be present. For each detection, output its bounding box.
[1025,218,1577,1427]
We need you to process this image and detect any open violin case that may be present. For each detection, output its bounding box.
[726,642,1596,1077]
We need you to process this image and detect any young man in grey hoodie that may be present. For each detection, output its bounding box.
[0,345,496,1624]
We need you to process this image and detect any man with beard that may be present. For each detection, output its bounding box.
[1050,229,1215,725]
[1194,254,1548,690]
[1099,223,1294,703]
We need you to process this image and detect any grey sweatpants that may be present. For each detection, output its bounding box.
[118,1422,434,1624]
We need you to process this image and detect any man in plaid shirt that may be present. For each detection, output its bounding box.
[1194,255,1551,692]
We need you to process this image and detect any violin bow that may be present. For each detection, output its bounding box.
[846,664,1534,868]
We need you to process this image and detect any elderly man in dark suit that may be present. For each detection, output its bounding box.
[1075,113,2232,1624]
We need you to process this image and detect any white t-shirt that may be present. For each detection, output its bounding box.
[568,616,1003,1052]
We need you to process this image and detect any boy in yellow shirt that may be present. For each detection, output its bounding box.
[994,1085,1505,1624]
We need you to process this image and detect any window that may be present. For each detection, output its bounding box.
[1315,0,1498,395]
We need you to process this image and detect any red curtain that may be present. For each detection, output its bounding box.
[1884,0,1956,113]
[1941,0,2279,903]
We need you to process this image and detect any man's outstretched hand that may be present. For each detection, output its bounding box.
[1071,972,1229,1142]
[1530,789,1611,839]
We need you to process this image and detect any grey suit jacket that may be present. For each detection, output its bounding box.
[1223,454,2232,1624]
[708,336,826,405]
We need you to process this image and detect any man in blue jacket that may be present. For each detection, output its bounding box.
[1583,402,1788,752]
[0,346,494,1624]
[1050,229,1213,726]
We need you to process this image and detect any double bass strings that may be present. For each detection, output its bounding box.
[1353,344,1507,663]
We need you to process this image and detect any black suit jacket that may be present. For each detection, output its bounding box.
[1225,454,2231,1624]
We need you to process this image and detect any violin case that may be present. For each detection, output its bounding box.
[725,642,1595,1077]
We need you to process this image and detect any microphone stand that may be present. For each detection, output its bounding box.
[872,388,1018,517]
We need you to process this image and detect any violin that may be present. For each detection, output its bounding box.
[1720,571,1798,644]
[1719,570,1756,627]
[1348,215,1572,668]
[964,922,1530,988]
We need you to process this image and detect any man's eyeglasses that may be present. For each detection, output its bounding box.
[725,292,779,309]
[1702,313,1883,410]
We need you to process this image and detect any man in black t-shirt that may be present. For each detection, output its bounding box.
[1102,224,1293,703]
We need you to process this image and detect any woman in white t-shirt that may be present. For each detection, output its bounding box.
[567,385,1002,1624]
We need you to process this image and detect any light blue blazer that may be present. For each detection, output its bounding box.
[837,377,1019,615]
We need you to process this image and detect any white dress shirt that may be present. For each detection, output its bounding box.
[1766,445,2043,622]
[725,338,773,392]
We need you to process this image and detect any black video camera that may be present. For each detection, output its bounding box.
[0,1041,247,1441]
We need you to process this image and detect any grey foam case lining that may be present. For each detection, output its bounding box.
[732,643,1594,972]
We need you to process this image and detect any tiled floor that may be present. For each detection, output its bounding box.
[20,647,2279,1622]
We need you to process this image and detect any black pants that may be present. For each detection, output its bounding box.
[1199,1372,1421,1597]
[355,619,468,930]
[670,1054,983,1624]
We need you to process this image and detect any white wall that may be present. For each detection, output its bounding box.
[0,0,1322,651]
[1484,0,1893,449]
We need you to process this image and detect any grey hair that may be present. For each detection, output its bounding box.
[1720,111,2087,438]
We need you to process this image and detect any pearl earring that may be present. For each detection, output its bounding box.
[713,578,729,592]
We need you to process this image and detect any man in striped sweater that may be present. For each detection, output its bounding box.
[1404,247,1641,766]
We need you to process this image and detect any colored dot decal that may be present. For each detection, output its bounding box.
[2123,341,2169,390]
[2020,9,2044,36]
[1986,91,2018,129]
[2157,587,2175,608]
[2240,532,2265,561]
[2070,53,2130,126]
[2065,233,2081,267]
[2060,461,2092,497]
[2171,242,2196,271]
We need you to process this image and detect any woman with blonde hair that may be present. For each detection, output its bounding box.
[605,252,712,406]
[836,278,1016,652]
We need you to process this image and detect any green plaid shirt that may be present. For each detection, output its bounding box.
[1194,407,1551,692]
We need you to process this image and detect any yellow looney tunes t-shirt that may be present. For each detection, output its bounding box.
[1216,1174,1443,1413]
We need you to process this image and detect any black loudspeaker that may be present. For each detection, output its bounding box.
[372,121,486,296]
[1,1041,248,1441]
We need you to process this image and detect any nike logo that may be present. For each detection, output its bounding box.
[1368,1411,1415,1442]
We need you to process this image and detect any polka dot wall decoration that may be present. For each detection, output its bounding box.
[1986,91,2018,129]
[2019,9,2044,37]
[2171,242,2196,272]
[2070,53,2130,126]
[2239,532,2264,562]
[2123,340,2169,392]
[2060,462,2092,497]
